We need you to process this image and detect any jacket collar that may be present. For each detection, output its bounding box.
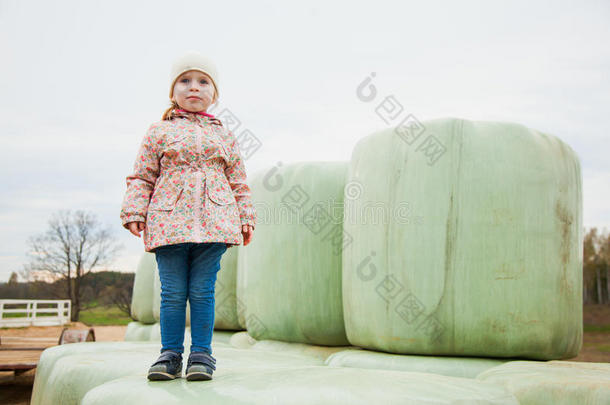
[175,108,216,118]
[173,108,223,126]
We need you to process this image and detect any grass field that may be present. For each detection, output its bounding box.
[78,305,133,326]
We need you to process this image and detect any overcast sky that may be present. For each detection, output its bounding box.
[1,0,609,282]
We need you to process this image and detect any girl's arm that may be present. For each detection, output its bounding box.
[224,132,256,230]
[120,122,163,228]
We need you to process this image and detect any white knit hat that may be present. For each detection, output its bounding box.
[169,50,219,103]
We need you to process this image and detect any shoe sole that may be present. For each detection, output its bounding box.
[186,371,213,381]
[148,371,182,381]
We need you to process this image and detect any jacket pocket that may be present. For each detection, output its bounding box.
[168,134,189,146]
[206,179,235,205]
[149,178,184,211]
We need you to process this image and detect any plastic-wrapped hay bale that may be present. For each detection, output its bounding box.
[130,252,157,323]
[343,118,583,359]
[325,349,512,378]
[123,321,154,341]
[230,331,258,349]
[212,330,236,344]
[152,261,191,326]
[35,348,158,405]
[148,322,161,341]
[237,162,350,345]
[251,340,359,362]
[40,345,324,405]
[82,366,519,405]
[227,332,350,361]
[196,345,324,370]
[31,342,160,405]
[236,239,248,328]
[214,244,242,329]
[152,262,160,319]
[32,343,258,405]
[476,360,610,404]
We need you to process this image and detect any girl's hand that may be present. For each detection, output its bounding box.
[127,221,146,238]
[242,224,254,246]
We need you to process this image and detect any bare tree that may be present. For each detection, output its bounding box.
[111,284,134,318]
[22,209,123,321]
[8,272,18,285]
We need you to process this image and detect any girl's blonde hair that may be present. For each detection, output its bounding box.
[162,100,182,121]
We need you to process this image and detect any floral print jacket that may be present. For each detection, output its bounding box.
[120,110,256,252]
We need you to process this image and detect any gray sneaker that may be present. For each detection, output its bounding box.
[147,350,183,381]
[185,351,216,381]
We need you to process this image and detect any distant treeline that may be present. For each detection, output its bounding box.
[0,271,135,317]
[584,227,610,305]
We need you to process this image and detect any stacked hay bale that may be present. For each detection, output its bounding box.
[123,253,158,340]
[341,118,583,360]
[236,162,351,345]
[32,118,606,405]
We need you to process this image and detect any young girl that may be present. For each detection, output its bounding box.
[120,50,256,381]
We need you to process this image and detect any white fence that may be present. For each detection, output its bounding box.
[0,299,71,327]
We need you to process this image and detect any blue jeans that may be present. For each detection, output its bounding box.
[154,242,228,355]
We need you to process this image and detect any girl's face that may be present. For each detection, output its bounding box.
[172,70,217,112]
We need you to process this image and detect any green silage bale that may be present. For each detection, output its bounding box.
[130,252,157,324]
[237,162,350,345]
[342,118,583,360]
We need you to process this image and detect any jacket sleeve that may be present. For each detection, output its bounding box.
[224,132,256,230]
[119,122,163,229]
